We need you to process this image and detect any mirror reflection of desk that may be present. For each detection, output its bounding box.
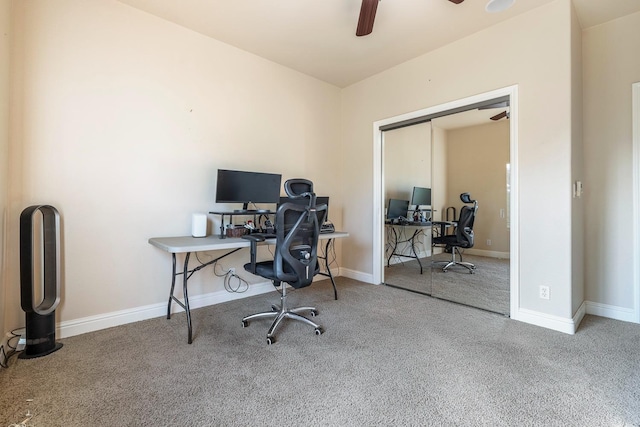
[384,220,432,274]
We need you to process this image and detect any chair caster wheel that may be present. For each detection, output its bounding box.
[314,327,324,335]
[267,336,275,345]
[241,320,248,328]
[310,309,318,317]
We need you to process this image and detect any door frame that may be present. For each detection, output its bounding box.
[633,82,640,323]
[372,85,519,317]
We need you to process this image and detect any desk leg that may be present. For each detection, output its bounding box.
[167,254,177,319]
[166,252,193,344]
[183,252,193,344]
[324,239,338,300]
[409,230,423,274]
[387,227,399,267]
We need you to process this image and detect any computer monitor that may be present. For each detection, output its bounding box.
[411,186,431,208]
[215,169,282,211]
[278,196,329,225]
[386,199,409,220]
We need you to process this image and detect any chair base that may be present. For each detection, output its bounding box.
[434,247,476,274]
[242,286,323,344]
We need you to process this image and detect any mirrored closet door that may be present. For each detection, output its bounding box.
[429,112,511,316]
[382,121,433,295]
[381,106,511,316]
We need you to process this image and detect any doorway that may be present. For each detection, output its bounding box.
[373,86,519,317]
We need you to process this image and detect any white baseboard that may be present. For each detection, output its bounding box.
[56,268,365,340]
[52,272,638,341]
[511,307,579,335]
[585,300,638,323]
[465,248,510,259]
[57,281,275,339]
[340,268,374,284]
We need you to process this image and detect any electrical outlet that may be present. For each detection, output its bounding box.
[539,285,550,300]
[486,239,492,246]
[229,267,236,275]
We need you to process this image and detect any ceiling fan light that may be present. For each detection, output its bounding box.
[485,0,515,13]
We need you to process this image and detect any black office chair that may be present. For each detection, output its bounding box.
[241,178,327,344]
[432,193,478,273]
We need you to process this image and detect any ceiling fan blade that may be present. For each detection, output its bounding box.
[448,0,465,4]
[356,0,378,37]
[490,111,508,121]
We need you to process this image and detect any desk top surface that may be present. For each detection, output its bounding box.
[385,220,431,227]
[149,231,349,253]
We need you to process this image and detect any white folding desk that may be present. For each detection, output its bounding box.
[149,231,348,343]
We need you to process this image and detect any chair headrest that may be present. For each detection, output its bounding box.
[285,179,314,199]
[460,193,475,204]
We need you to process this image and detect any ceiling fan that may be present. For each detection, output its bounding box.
[356,0,465,37]
[355,0,515,37]
[490,110,509,121]
[478,100,510,121]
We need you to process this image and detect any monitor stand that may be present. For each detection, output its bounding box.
[234,202,270,214]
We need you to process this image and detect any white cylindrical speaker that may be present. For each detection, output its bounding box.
[191,213,207,238]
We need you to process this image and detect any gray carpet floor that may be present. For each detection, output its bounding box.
[1,277,639,426]
[385,254,510,315]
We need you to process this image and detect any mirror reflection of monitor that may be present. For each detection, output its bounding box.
[411,186,431,208]
[215,169,282,212]
[386,199,409,220]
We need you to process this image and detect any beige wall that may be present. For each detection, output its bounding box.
[342,0,575,320]
[383,122,431,204]
[583,11,640,311]
[570,1,584,314]
[1,1,11,341]
[4,0,342,331]
[4,0,639,338]
[432,126,447,222]
[442,121,510,254]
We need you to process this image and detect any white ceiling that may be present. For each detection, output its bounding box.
[117,0,640,88]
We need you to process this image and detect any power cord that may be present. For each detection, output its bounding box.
[194,252,252,293]
[212,262,249,293]
[224,271,249,293]
[1,329,24,368]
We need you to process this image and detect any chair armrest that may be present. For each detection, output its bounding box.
[241,234,266,273]
[432,221,457,240]
[242,234,266,243]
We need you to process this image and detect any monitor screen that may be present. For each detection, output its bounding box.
[386,199,409,220]
[279,196,329,224]
[411,186,431,207]
[215,169,282,209]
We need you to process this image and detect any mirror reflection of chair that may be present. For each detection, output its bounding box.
[432,193,478,273]
[241,178,327,345]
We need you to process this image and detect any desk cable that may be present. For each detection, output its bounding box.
[195,252,250,293]
[0,328,23,368]
[213,262,249,293]
[320,239,338,273]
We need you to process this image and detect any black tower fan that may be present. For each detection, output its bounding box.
[19,205,63,359]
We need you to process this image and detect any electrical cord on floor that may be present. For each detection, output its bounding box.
[224,271,249,293]
[212,262,249,293]
[1,329,23,368]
